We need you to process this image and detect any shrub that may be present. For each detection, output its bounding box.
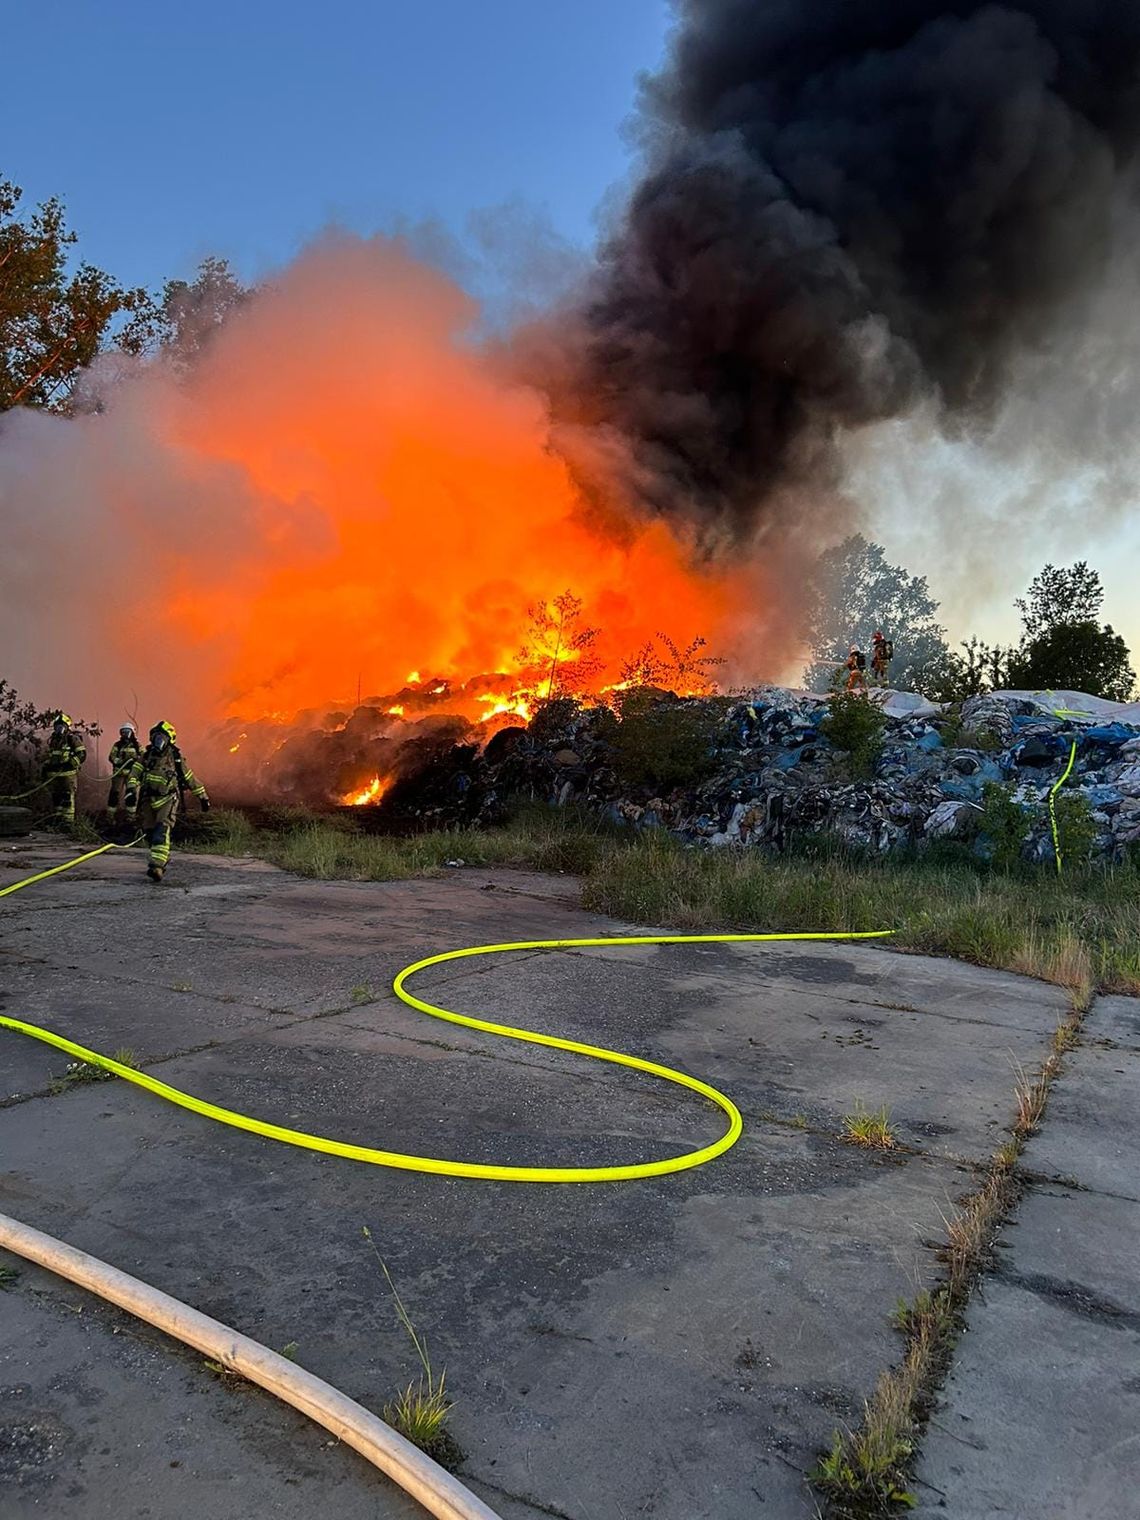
[528,696,584,748]
[979,782,1030,871]
[820,685,886,778]
[1051,791,1097,872]
[611,691,720,789]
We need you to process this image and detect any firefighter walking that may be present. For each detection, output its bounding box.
[107,723,141,819]
[41,713,87,827]
[123,721,210,882]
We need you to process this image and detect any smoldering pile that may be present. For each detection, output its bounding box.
[364,687,1140,865]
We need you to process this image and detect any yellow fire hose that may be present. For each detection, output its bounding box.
[0,837,890,1181]
[1047,739,1078,877]
[0,838,142,898]
[0,841,886,1515]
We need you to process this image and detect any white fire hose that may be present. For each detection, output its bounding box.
[0,1211,504,1520]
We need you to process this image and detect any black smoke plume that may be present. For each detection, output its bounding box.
[548,0,1140,548]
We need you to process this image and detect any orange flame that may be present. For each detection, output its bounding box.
[342,774,391,806]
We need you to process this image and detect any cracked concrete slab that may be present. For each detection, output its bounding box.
[0,840,1067,1518]
[914,993,1140,1519]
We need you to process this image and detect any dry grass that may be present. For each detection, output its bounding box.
[1011,1056,1056,1138]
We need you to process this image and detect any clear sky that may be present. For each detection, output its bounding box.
[1,0,671,292]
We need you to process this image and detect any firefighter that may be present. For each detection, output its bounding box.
[41,713,86,827]
[845,645,868,694]
[123,721,210,882]
[106,723,141,817]
[871,630,894,685]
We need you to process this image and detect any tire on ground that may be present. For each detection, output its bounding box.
[0,806,34,838]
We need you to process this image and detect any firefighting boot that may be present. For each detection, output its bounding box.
[146,863,165,883]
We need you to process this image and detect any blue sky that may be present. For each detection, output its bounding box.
[1,0,672,293]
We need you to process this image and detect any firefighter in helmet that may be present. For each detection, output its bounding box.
[845,645,868,694]
[871,630,894,685]
[123,721,210,882]
[107,722,141,818]
[41,713,87,827]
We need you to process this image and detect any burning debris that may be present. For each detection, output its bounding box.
[352,685,1140,866]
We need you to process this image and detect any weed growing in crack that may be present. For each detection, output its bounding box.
[202,1358,246,1390]
[350,984,377,1005]
[0,1264,20,1290]
[1012,1058,1052,1137]
[362,1226,458,1467]
[841,1102,897,1150]
[814,1033,1057,1516]
[50,1049,139,1094]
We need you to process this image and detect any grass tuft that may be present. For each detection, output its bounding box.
[0,1263,20,1290]
[842,1102,897,1150]
[363,1226,457,1466]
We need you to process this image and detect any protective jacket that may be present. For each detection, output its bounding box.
[124,744,207,808]
[108,738,141,775]
[42,731,86,778]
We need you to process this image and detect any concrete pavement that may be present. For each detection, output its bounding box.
[0,836,1073,1518]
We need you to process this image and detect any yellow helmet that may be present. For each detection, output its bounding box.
[150,720,177,750]
[53,712,73,729]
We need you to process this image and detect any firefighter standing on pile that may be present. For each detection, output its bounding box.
[845,645,868,694]
[41,713,86,826]
[123,721,210,882]
[871,630,894,685]
[106,723,141,819]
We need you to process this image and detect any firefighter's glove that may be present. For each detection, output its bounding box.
[199,795,211,812]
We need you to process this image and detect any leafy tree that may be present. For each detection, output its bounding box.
[1006,620,1136,700]
[517,591,602,698]
[1016,562,1104,640]
[619,632,724,694]
[611,691,720,789]
[802,536,950,693]
[0,679,101,793]
[0,177,150,412]
[926,637,1011,703]
[1004,562,1135,700]
[120,255,250,369]
[980,781,1030,871]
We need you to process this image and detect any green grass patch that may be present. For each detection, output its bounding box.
[842,1103,897,1150]
[202,802,624,883]
[582,833,1140,997]
[363,1226,459,1468]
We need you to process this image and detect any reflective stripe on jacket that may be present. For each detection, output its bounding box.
[109,740,141,775]
[42,733,86,777]
[125,745,207,803]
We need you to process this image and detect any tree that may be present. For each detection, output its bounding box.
[1006,621,1135,700]
[926,637,1011,704]
[801,536,950,693]
[120,255,250,369]
[1006,562,1135,700]
[517,591,602,698]
[618,632,724,694]
[0,177,150,412]
[1016,562,1104,640]
[0,679,101,793]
